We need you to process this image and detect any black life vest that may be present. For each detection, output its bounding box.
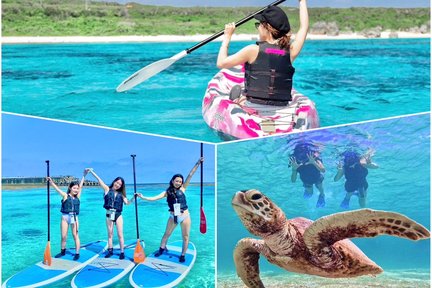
[60,194,80,215]
[298,157,323,182]
[244,42,295,106]
[345,163,368,184]
[166,188,188,212]
[103,189,124,212]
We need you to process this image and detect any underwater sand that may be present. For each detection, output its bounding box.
[218,270,430,287]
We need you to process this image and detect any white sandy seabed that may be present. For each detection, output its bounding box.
[217,269,430,288]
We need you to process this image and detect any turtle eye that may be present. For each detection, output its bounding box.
[251,193,262,200]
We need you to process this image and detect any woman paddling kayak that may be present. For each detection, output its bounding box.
[217,1,309,109]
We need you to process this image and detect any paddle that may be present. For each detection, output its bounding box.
[199,143,207,234]
[43,160,52,266]
[131,154,146,263]
[116,0,286,92]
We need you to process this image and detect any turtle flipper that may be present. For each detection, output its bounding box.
[304,209,430,252]
[234,238,266,288]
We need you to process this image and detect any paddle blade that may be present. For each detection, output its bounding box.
[200,207,207,234]
[43,241,52,266]
[116,50,188,92]
[134,239,145,263]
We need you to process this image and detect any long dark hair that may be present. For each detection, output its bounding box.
[167,174,184,196]
[109,177,126,197]
[67,181,80,194]
[262,22,291,50]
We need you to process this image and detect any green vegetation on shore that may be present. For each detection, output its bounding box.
[2,0,430,36]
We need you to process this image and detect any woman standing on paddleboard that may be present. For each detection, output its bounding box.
[217,1,309,108]
[87,169,135,260]
[137,157,204,263]
[47,168,88,260]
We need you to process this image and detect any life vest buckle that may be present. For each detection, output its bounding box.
[261,119,276,134]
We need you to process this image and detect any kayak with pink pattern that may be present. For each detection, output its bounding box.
[202,65,320,139]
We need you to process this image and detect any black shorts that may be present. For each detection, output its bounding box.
[345,181,368,194]
[302,174,324,188]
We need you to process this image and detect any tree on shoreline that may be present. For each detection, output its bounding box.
[2,1,429,36]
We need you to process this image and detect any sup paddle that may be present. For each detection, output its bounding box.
[199,143,207,234]
[43,160,52,266]
[131,154,146,263]
[116,0,286,92]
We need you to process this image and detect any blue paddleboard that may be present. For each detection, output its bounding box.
[2,240,107,288]
[71,239,145,288]
[129,241,196,288]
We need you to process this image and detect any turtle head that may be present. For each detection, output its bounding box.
[232,189,286,237]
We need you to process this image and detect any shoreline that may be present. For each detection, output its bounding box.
[2,31,430,44]
[1,182,215,190]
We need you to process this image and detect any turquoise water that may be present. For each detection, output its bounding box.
[2,38,430,142]
[1,184,215,287]
[217,113,430,285]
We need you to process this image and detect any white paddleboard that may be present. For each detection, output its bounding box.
[2,240,107,288]
[71,239,145,288]
[129,241,196,288]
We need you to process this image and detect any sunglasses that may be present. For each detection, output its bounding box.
[254,22,261,29]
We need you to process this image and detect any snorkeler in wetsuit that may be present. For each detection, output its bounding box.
[334,149,379,209]
[289,143,326,208]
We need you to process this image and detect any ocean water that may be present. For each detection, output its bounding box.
[2,38,430,142]
[1,184,215,287]
[217,113,430,286]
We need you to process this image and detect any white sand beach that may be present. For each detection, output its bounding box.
[1,31,429,44]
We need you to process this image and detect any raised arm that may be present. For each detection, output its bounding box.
[334,162,344,181]
[77,169,89,198]
[183,157,204,191]
[307,153,325,173]
[314,159,325,172]
[47,177,67,199]
[217,22,257,69]
[365,162,379,169]
[289,157,299,182]
[87,169,109,193]
[360,156,379,169]
[290,0,309,62]
[136,191,167,201]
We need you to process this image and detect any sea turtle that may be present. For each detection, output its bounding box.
[231,189,430,288]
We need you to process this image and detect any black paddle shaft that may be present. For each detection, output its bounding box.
[186,0,286,54]
[46,160,50,242]
[200,143,203,207]
[131,154,140,239]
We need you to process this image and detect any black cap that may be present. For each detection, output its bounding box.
[254,6,290,36]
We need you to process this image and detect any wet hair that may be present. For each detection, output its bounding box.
[67,181,80,194]
[262,22,291,50]
[167,174,184,196]
[109,177,126,197]
[343,151,360,167]
[292,143,315,164]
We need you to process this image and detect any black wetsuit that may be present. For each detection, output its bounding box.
[344,163,369,194]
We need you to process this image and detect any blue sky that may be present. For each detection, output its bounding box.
[98,0,430,8]
[2,113,215,184]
